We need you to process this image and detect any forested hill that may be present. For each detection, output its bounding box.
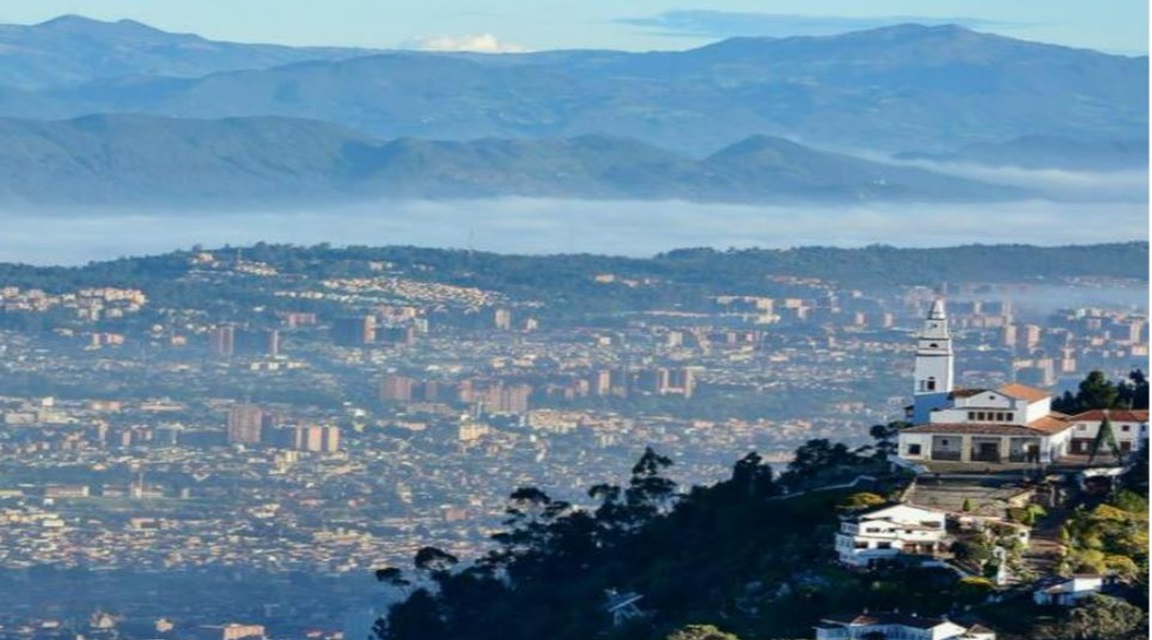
[372,442,1150,640]
[0,241,1145,293]
[0,243,1143,324]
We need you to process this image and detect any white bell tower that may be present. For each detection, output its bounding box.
[911,299,954,423]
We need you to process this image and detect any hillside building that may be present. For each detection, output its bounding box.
[897,301,1148,466]
[815,612,994,640]
[834,503,948,568]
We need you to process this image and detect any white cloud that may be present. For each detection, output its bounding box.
[882,158,1149,203]
[398,34,527,53]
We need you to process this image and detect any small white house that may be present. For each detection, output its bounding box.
[814,612,995,640]
[1032,575,1105,606]
[1064,410,1149,458]
[835,504,948,568]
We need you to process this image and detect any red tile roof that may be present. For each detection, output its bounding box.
[1069,409,1149,423]
[1028,414,1074,434]
[998,383,1051,403]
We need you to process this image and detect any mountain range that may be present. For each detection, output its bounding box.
[0,114,1024,207]
[0,18,1145,156]
[0,16,1144,208]
[0,15,380,89]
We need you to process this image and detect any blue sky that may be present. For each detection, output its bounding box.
[0,0,1147,54]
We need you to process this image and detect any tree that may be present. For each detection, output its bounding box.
[729,451,776,499]
[956,576,996,605]
[782,438,864,486]
[1066,595,1147,640]
[666,624,740,640]
[869,421,907,461]
[1117,370,1149,410]
[1087,416,1122,465]
[840,492,886,511]
[377,588,444,640]
[414,546,459,582]
[1055,371,1121,414]
[1121,444,1148,493]
[375,566,411,588]
[625,447,678,522]
[1080,371,1120,410]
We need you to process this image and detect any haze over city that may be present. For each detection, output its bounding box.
[0,4,1146,640]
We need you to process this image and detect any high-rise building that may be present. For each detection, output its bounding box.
[291,425,340,452]
[379,375,415,402]
[227,404,264,445]
[332,316,376,346]
[235,328,280,356]
[209,325,235,357]
[377,325,415,345]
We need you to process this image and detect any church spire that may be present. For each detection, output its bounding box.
[911,299,955,423]
[920,299,950,340]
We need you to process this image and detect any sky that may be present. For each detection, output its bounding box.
[0,0,1146,54]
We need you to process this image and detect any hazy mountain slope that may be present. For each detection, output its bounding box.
[0,15,382,89]
[702,135,1018,201]
[0,22,1141,154]
[895,135,1150,171]
[0,114,377,205]
[0,115,1026,207]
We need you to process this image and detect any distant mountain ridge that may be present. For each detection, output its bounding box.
[0,15,382,89]
[0,114,1027,207]
[0,18,1143,154]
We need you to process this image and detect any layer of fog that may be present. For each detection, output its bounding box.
[881,158,1149,203]
[0,197,1146,266]
[949,285,1148,321]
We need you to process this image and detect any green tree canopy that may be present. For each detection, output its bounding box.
[666,625,740,640]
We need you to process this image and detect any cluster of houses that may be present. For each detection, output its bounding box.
[817,301,1146,640]
[898,301,1147,466]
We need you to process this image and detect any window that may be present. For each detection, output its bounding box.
[1078,424,1088,431]
[995,412,1005,421]
[926,377,936,391]
[941,439,949,446]
[877,542,892,549]
[929,342,938,348]
[1121,424,1130,432]
[977,412,986,421]
[908,444,922,455]
[1006,412,1014,421]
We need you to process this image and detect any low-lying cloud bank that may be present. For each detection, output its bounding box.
[886,160,1149,203]
[0,198,1145,266]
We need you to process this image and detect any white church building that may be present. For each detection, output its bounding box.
[896,301,1147,466]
